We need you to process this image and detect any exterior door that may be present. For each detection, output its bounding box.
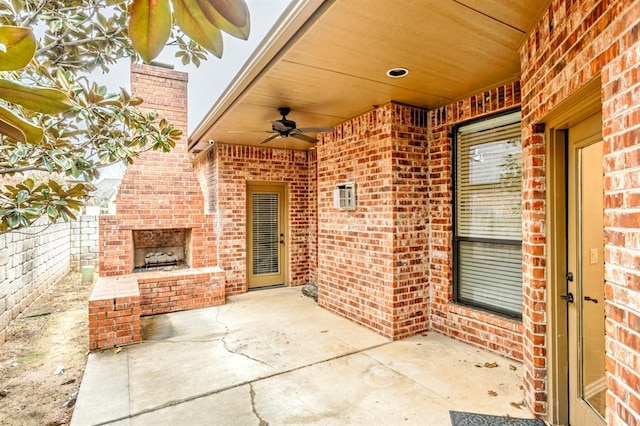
[566,112,606,425]
[247,183,287,288]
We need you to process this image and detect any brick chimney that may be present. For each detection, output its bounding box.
[98,63,216,276]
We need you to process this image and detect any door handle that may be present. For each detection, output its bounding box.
[566,272,574,282]
[584,296,598,304]
[279,233,284,244]
[560,293,574,303]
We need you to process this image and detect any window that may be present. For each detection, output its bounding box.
[453,110,523,318]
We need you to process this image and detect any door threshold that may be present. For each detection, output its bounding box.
[248,284,286,292]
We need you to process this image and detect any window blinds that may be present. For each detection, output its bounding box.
[455,111,523,317]
[252,193,280,275]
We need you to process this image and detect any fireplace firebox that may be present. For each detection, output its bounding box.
[132,229,191,270]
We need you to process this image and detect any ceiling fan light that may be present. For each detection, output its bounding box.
[386,67,409,78]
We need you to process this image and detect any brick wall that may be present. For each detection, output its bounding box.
[206,144,312,295]
[317,103,429,339]
[132,229,187,248]
[521,0,640,422]
[308,150,318,284]
[88,276,140,350]
[195,147,217,214]
[137,267,225,316]
[0,218,71,343]
[99,64,216,276]
[427,82,524,360]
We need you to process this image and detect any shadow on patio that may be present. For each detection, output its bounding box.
[72,288,535,425]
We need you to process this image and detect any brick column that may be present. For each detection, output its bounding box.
[317,103,429,339]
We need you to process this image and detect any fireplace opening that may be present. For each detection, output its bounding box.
[133,229,191,272]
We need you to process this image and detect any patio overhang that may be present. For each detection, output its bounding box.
[188,0,551,154]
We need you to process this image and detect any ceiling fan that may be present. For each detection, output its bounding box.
[230,107,334,144]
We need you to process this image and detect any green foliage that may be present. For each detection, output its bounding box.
[0,178,85,231]
[0,0,251,232]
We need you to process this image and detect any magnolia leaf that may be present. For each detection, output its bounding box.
[46,205,59,219]
[173,0,223,57]
[23,178,35,191]
[0,26,36,71]
[195,0,250,40]
[0,115,27,143]
[49,180,62,193]
[16,190,28,205]
[0,105,43,144]
[129,0,172,63]
[66,183,88,198]
[201,0,248,28]
[0,79,73,114]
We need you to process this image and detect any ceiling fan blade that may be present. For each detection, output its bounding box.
[291,133,318,144]
[269,120,289,131]
[260,133,281,144]
[296,126,334,133]
[229,130,276,134]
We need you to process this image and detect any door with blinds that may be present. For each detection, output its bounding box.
[454,110,523,317]
[247,183,287,288]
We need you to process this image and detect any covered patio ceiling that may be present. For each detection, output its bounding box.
[189,0,551,153]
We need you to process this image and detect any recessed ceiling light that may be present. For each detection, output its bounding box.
[386,67,409,78]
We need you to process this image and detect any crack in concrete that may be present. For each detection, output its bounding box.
[94,340,394,425]
[249,383,269,426]
[214,305,271,368]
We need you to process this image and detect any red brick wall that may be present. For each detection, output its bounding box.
[99,64,216,276]
[308,150,318,284]
[390,107,430,337]
[428,82,524,360]
[133,229,187,249]
[195,146,217,214]
[317,103,429,339]
[521,0,640,422]
[88,277,140,350]
[210,144,313,295]
[137,268,225,316]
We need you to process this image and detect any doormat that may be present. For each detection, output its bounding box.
[449,411,547,426]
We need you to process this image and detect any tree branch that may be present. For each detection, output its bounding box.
[20,0,50,27]
[0,166,50,175]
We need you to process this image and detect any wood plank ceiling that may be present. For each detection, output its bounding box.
[190,0,551,152]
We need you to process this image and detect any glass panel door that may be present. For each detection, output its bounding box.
[578,141,606,419]
[567,113,606,426]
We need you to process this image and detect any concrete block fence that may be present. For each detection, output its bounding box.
[70,215,99,270]
[0,215,98,344]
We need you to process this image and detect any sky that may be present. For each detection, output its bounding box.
[91,0,291,179]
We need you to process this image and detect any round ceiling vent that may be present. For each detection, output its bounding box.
[386,67,409,78]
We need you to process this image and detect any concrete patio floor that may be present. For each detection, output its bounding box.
[72,287,537,425]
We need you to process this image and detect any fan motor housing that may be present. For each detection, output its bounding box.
[275,119,297,130]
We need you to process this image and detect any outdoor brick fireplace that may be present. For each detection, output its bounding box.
[98,64,217,276]
[91,64,224,350]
